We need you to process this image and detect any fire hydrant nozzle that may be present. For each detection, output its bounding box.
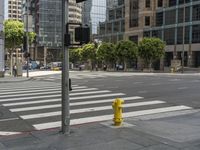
[112,98,124,126]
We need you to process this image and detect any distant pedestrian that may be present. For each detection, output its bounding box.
[13,63,17,77]
[116,64,119,71]
[95,64,98,71]
[103,65,107,71]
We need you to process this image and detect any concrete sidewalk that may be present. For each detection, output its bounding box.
[0,71,61,83]
[0,110,200,150]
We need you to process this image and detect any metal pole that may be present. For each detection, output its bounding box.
[61,0,70,134]
[26,0,29,77]
[182,3,185,74]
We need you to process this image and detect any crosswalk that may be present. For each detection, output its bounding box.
[0,82,192,131]
[33,72,138,81]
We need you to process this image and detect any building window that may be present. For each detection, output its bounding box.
[118,0,124,5]
[129,35,138,43]
[152,30,162,39]
[109,10,115,21]
[107,23,113,33]
[178,7,190,23]
[156,12,163,26]
[165,10,176,25]
[143,31,151,37]
[169,0,176,7]
[114,21,120,32]
[164,28,175,45]
[129,0,139,27]
[193,4,200,21]
[179,0,191,4]
[177,26,189,44]
[146,0,150,8]
[145,16,150,26]
[116,8,122,19]
[157,0,163,7]
[192,25,200,43]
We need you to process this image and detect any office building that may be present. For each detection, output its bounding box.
[26,0,82,63]
[5,0,22,20]
[98,0,200,68]
[0,0,4,77]
[96,0,125,43]
[126,0,200,68]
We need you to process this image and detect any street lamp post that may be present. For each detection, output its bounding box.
[182,1,185,73]
[61,0,70,134]
[26,0,29,77]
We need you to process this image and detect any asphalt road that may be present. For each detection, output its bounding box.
[0,71,200,135]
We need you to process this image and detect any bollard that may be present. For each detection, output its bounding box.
[112,98,124,126]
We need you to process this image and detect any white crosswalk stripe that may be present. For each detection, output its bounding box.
[0,83,193,131]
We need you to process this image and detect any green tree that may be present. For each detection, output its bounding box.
[4,20,24,49]
[97,42,116,68]
[115,40,138,70]
[4,20,24,75]
[81,43,97,70]
[4,19,36,75]
[69,48,82,63]
[28,32,36,44]
[138,37,165,69]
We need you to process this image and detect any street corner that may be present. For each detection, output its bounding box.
[0,106,35,136]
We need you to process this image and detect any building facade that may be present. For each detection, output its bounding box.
[0,0,4,77]
[82,0,92,26]
[27,0,82,63]
[98,0,200,68]
[5,0,22,20]
[96,0,125,43]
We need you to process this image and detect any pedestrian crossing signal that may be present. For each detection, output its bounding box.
[76,0,86,3]
[75,26,90,44]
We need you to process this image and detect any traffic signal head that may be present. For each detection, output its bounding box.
[23,35,27,52]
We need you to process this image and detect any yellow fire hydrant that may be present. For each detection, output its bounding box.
[112,98,124,126]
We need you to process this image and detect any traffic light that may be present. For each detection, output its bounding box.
[75,26,90,44]
[23,35,27,52]
[24,52,30,58]
[76,0,87,3]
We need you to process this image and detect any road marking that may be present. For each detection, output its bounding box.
[0,94,62,102]
[0,90,111,99]
[9,93,125,112]
[138,91,147,94]
[71,88,98,92]
[0,85,82,93]
[0,86,61,92]
[0,131,22,136]
[33,105,192,130]
[70,90,111,96]
[20,101,165,119]
[0,88,61,96]
[178,87,188,90]
[0,118,19,122]
[70,93,125,100]
[0,92,125,103]
[133,82,143,84]
[3,96,143,107]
